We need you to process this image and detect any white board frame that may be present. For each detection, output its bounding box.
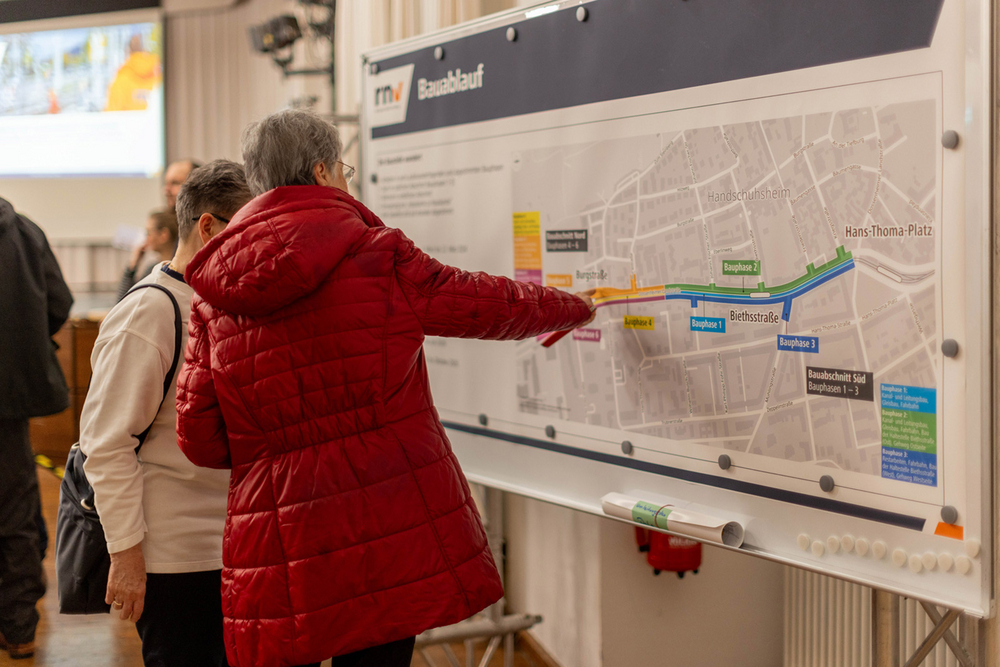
[360,0,994,615]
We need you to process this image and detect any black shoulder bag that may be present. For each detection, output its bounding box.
[55,283,182,614]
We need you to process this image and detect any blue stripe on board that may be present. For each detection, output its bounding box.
[442,420,926,532]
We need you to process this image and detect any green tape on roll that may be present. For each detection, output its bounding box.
[631,500,671,529]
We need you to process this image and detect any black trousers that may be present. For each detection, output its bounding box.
[0,419,45,645]
[294,636,416,667]
[135,570,229,667]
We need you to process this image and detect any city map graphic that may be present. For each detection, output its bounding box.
[513,101,940,484]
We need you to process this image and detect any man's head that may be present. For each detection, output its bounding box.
[163,159,201,209]
[176,160,253,249]
[241,109,348,196]
[145,209,178,255]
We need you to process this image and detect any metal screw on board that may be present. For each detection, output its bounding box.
[718,454,732,470]
[434,46,445,60]
[942,339,959,358]
[819,475,835,493]
[506,27,517,42]
[621,441,633,455]
[941,130,960,149]
[478,414,489,427]
[545,425,556,439]
[941,506,959,525]
[576,7,589,21]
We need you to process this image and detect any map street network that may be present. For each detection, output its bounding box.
[512,101,940,485]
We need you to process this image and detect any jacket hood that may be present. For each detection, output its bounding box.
[185,186,380,317]
[0,198,16,236]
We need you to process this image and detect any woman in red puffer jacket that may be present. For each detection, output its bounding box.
[175,110,594,667]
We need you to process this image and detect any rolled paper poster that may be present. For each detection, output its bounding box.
[601,492,745,547]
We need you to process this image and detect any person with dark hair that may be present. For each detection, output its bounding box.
[0,197,73,660]
[175,110,595,667]
[80,160,251,667]
[116,209,178,302]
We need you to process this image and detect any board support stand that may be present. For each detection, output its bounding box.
[872,589,900,667]
[414,487,541,667]
[872,588,980,667]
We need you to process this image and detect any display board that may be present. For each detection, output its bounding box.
[362,0,993,614]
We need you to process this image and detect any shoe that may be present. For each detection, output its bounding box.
[0,631,35,659]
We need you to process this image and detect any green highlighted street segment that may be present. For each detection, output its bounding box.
[664,246,852,296]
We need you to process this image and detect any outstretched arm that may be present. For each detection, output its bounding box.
[176,301,231,469]
[393,230,593,340]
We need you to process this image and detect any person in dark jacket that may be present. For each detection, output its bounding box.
[0,197,73,660]
[175,109,595,667]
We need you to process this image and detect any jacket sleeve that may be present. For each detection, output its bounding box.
[79,330,167,553]
[392,230,592,340]
[39,231,72,335]
[176,301,231,469]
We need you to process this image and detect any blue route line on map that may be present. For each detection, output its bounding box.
[669,260,856,322]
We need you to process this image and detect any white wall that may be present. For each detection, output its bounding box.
[505,495,603,667]
[504,494,785,667]
[600,520,784,667]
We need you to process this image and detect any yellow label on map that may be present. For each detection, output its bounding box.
[512,211,541,237]
[546,274,573,288]
[623,315,655,330]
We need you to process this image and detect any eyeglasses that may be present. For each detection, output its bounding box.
[338,161,356,185]
[190,213,231,224]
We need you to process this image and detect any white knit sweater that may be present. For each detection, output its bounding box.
[80,264,229,573]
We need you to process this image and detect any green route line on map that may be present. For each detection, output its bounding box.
[660,245,853,296]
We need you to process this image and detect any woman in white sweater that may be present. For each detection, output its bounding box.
[80,161,251,667]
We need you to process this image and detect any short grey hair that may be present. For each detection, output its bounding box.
[176,160,253,241]
[241,109,343,196]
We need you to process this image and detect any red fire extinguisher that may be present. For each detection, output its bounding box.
[636,527,702,578]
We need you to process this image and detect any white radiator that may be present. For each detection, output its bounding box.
[784,569,966,667]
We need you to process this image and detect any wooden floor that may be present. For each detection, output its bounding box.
[1,468,544,667]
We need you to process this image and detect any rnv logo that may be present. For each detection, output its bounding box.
[374,82,405,106]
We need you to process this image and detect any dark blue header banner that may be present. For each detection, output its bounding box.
[370,0,943,139]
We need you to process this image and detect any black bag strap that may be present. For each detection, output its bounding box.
[121,282,183,452]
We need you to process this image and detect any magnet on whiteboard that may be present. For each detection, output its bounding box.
[965,540,981,558]
[841,535,855,553]
[370,173,378,185]
[621,440,634,455]
[955,556,972,575]
[819,475,835,493]
[941,130,960,149]
[478,414,488,427]
[942,339,959,358]
[921,552,937,571]
[506,27,517,42]
[718,454,732,470]
[545,425,556,439]
[908,555,923,573]
[941,505,958,524]
[797,534,811,551]
[872,541,887,560]
[434,46,445,60]
[855,538,870,557]
[369,62,379,74]
[938,553,954,572]
[576,7,589,22]
[826,536,840,554]
[891,548,908,567]
[811,540,825,557]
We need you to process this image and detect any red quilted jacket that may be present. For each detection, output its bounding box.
[175,185,591,667]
